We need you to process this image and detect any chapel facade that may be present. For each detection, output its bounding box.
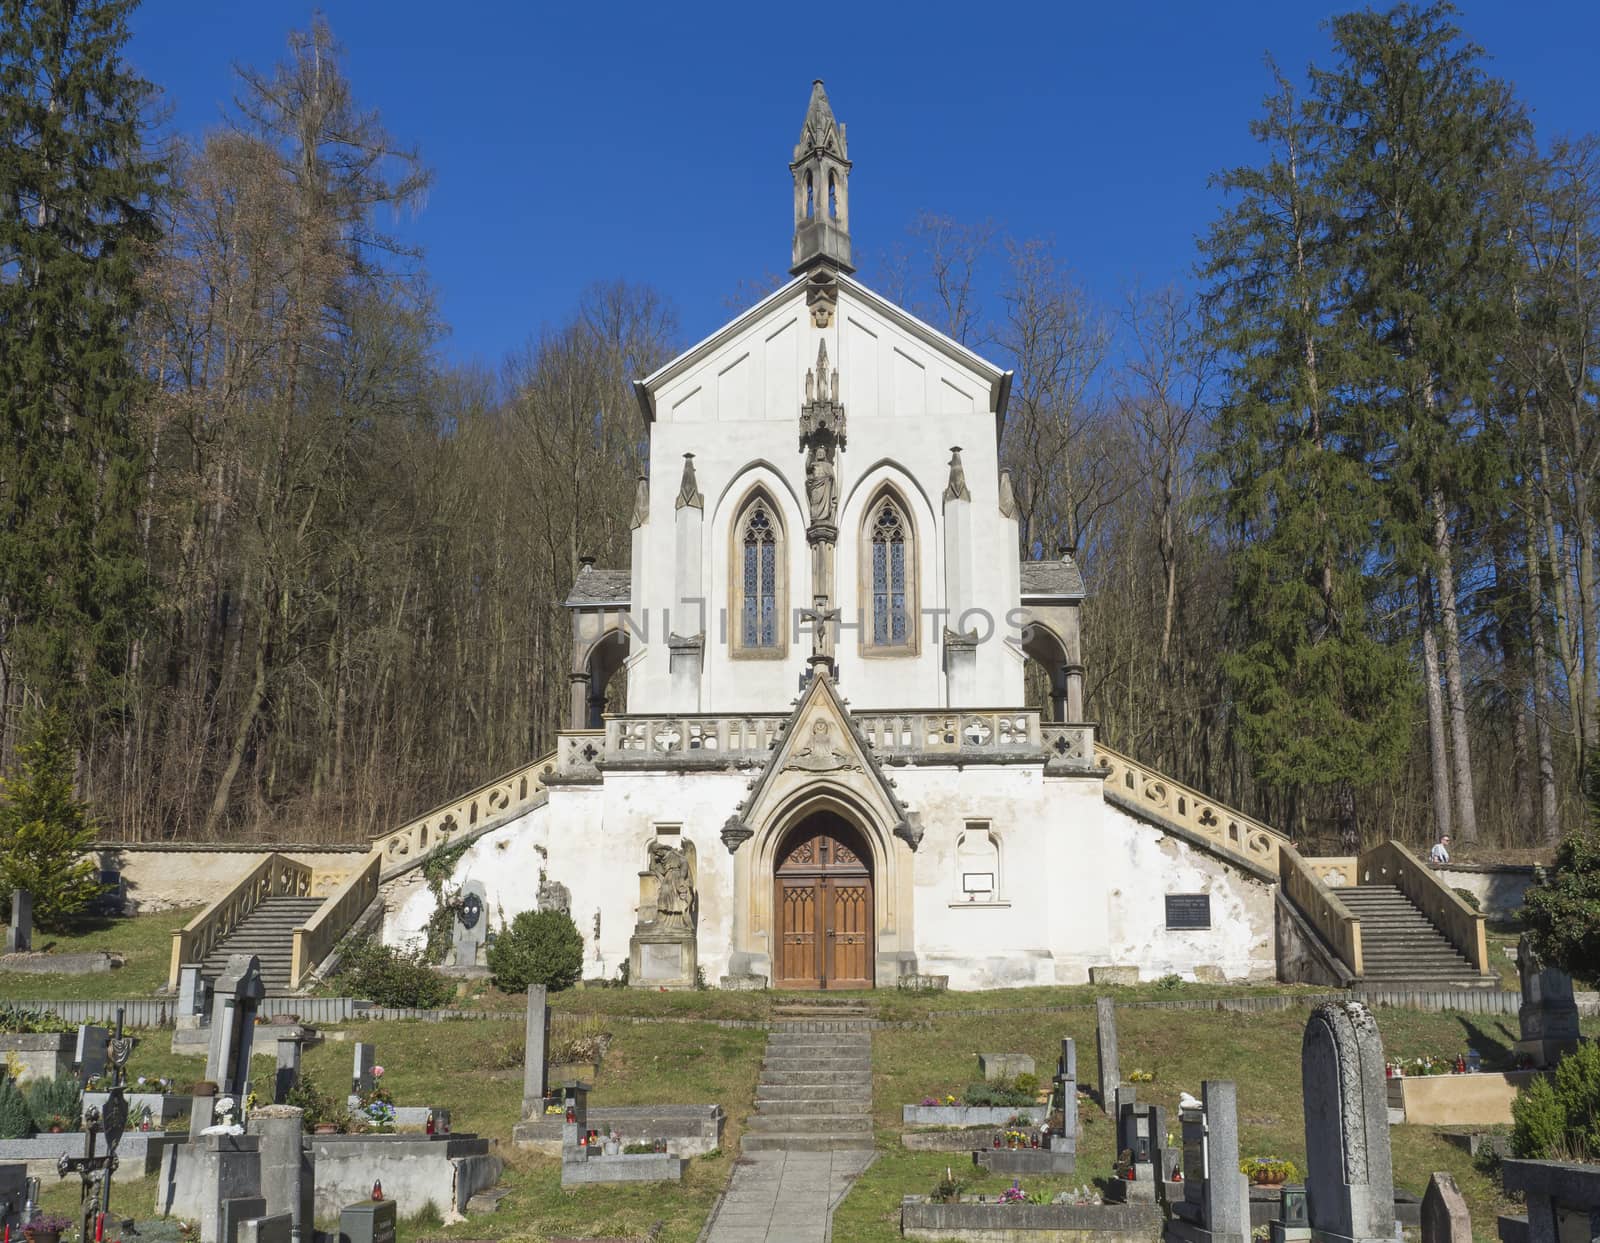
[386,83,1286,989]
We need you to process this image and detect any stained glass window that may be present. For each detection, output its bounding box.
[740,499,779,650]
[870,498,910,647]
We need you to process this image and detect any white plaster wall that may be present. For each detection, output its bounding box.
[629,280,1023,716]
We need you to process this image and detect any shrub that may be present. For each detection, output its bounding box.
[1522,757,1600,982]
[487,909,584,993]
[1511,1041,1600,1159]
[549,1016,612,1065]
[1453,888,1480,912]
[0,1003,74,1034]
[330,937,452,1009]
[25,1075,80,1127]
[284,1072,340,1133]
[1155,973,1183,990]
[0,1079,32,1138]
[962,1079,1036,1109]
[1011,1072,1041,1098]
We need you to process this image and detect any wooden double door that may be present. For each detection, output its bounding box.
[774,816,874,989]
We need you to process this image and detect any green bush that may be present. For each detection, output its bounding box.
[330,937,452,1009]
[284,1072,341,1133]
[1512,1041,1600,1159]
[1452,888,1480,912]
[1522,757,1600,981]
[961,1079,1037,1109]
[487,909,584,993]
[0,1080,32,1138]
[0,1003,74,1034]
[25,1074,80,1128]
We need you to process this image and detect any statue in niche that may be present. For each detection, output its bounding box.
[806,443,836,525]
[647,841,695,931]
[538,875,571,914]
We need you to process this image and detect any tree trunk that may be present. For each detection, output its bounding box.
[1431,492,1478,845]
[1419,575,1454,843]
[1524,509,1561,842]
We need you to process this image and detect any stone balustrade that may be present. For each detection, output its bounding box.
[1359,839,1490,975]
[603,714,788,762]
[168,853,312,990]
[1280,842,1364,977]
[290,853,381,989]
[370,751,556,878]
[1094,742,1288,876]
[855,709,1043,756]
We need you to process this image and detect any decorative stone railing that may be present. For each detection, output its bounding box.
[168,852,312,990]
[855,709,1044,756]
[370,751,557,879]
[290,853,381,990]
[1093,742,1288,875]
[1280,843,1364,977]
[603,715,788,762]
[1358,839,1490,975]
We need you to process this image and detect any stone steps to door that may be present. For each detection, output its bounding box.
[1330,884,1484,985]
[742,1006,875,1153]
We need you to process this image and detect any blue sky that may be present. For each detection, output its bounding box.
[125,1,1600,367]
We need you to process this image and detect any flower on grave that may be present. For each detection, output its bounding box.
[215,1096,237,1124]
[921,1097,938,1107]
[1000,1184,1026,1204]
[372,1065,384,1078]
[943,1094,956,1106]
[1128,1068,1155,1083]
[137,1077,146,1086]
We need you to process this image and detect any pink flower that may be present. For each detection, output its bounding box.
[372,1066,385,1078]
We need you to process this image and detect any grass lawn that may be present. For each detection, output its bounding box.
[0,907,201,999]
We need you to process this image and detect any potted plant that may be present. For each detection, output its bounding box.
[24,1214,73,1243]
[1240,1156,1300,1187]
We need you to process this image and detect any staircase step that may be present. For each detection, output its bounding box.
[741,1132,875,1152]
[754,1096,871,1114]
[746,1112,871,1134]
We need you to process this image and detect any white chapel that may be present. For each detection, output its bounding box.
[383,82,1293,990]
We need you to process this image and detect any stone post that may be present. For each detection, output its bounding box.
[248,1105,312,1243]
[5,889,31,954]
[177,965,207,1030]
[351,1043,375,1097]
[521,985,550,1117]
[1201,1080,1250,1243]
[273,1039,301,1105]
[1302,1001,1395,1243]
[206,955,265,1099]
[1096,995,1120,1114]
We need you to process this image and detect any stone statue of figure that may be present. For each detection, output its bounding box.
[647,841,695,932]
[805,443,836,525]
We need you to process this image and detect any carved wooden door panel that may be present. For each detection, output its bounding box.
[774,817,873,990]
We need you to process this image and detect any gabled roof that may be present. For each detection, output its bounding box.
[1020,556,1086,601]
[631,270,1014,436]
[564,566,630,608]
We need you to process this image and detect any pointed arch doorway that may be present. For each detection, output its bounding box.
[773,812,874,990]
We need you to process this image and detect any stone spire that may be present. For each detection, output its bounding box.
[675,453,702,511]
[943,447,971,503]
[790,80,853,275]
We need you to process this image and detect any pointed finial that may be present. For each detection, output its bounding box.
[675,453,703,511]
[943,446,971,504]
[630,473,649,528]
[998,468,1019,519]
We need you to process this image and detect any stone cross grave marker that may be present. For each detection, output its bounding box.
[1302,1000,1394,1243]
[521,985,550,1117]
[75,1024,108,1086]
[1096,995,1119,1114]
[5,889,30,954]
[206,954,265,1099]
[1421,1172,1471,1243]
[1054,1037,1078,1148]
[352,1042,376,1097]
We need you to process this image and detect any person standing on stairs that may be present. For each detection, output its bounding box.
[1429,835,1451,866]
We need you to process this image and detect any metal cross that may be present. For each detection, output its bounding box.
[58,1008,129,1243]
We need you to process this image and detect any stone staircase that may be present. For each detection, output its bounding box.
[742,1002,874,1153]
[1333,885,1485,985]
[200,896,326,993]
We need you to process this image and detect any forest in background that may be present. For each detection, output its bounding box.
[1,2,1595,854]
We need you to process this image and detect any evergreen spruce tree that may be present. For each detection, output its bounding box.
[1201,65,1414,847]
[0,707,103,926]
[0,0,163,740]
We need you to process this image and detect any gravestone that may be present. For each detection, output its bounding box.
[337,1199,396,1243]
[248,1105,312,1241]
[4,889,30,954]
[1421,1172,1471,1243]
[1169,1080,1250,1243]
[1053,1037,1078,1148]
[0,1161,27,1233]
[177,965,208,1030]
[452,880,487,968]
[237,1214,293,1243]
[979,1052,1034,1081]
[1515,935,1581,1067]
[206,955,265,1099]
[1096,995,1120,1114]
[273,1038,301,1105]
[521,986,550,1117]
[351,1043,376,1097]
[559,1082,589,1157]
[75,1024,109,1086]
[220,1196,268,1243]
[1301,1001,1394,1243]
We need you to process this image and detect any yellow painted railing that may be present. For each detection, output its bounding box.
[369,751,557,879]
[290,853,381,989]
[1280,843,1364,977]
[1358,839,1491,975]
[1094,743,1289,875]
[168,853,312,990]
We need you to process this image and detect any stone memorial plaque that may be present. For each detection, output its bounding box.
[75,1025,108,1084]
[338,1199,396,1243]
[1165,893,1212,930]
[641,941,680,979]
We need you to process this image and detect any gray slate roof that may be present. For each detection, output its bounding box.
[564,568,631,607]
[1019,557,1086,599]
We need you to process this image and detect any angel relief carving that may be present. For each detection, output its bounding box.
[783,717,860,773]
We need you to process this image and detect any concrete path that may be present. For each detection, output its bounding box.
[701,1149,874,1243]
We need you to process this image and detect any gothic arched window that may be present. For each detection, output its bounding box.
[732,492,785,658]
[864,490,917,653]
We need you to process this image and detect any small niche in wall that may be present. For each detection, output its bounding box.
[1164,893,1211,930]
